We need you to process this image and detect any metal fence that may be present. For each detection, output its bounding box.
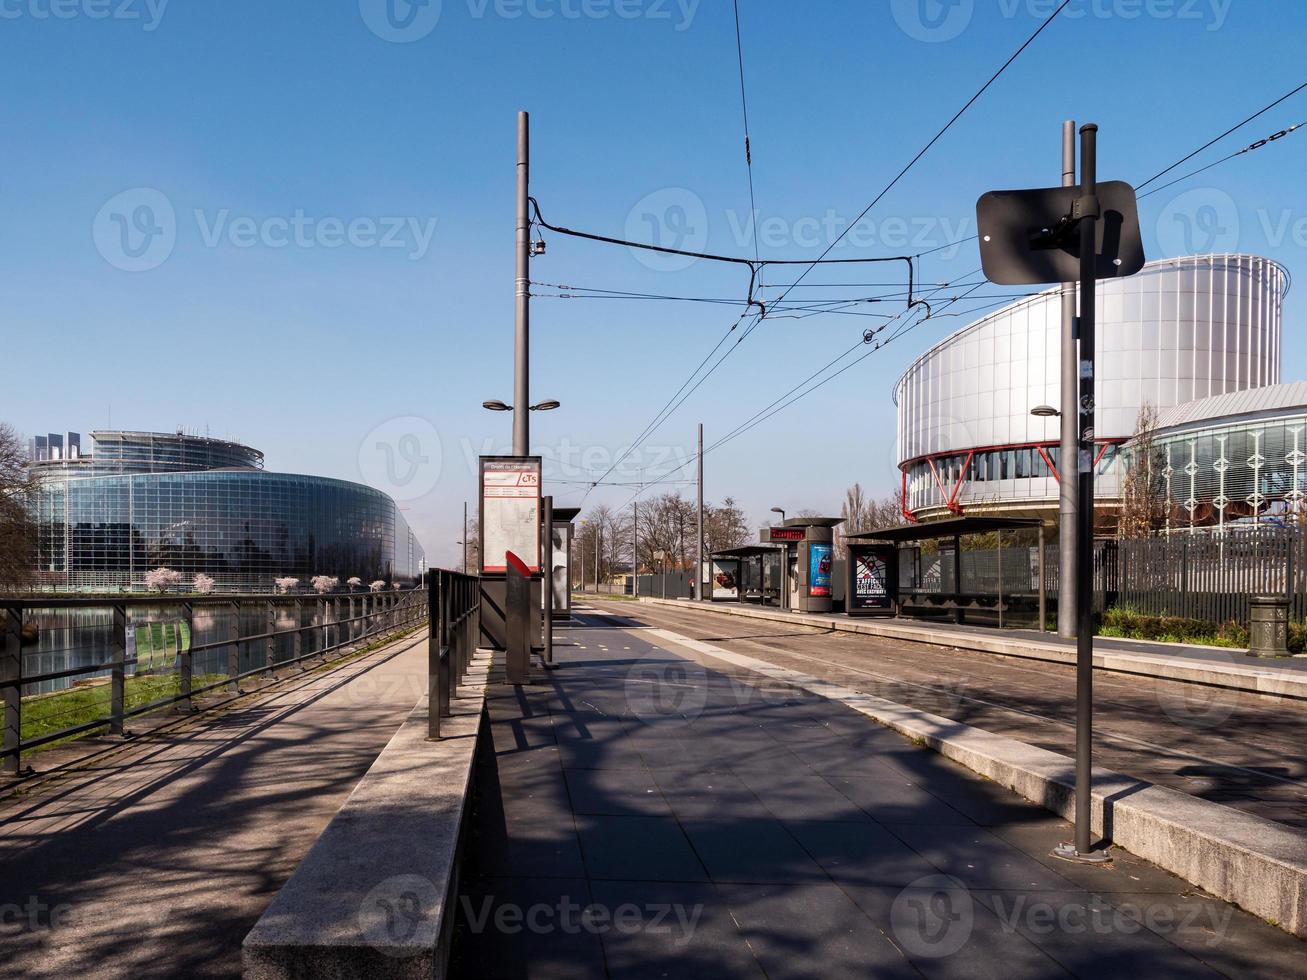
[2,589,427,775]
[907,525,1307,625]
[427,569,480,739]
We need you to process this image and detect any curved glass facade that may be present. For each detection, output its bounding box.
[31,432,423,592]
[894,254,1288,519]
[1152,383,1307,529]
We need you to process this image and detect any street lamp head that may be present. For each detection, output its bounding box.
[483,400,512,412]
[531,400,561,412]
[1031,405,1061,418]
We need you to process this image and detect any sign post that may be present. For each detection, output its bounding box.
[976,122,1142,864]
[479,455,542,653]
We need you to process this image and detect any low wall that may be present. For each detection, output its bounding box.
[242,651,490,979]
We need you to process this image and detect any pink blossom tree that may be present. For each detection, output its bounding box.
[275,577,300,595]
[144,567,183,593]
[192,573,216,595]
[311,575,339,594]
[370,580,387,593]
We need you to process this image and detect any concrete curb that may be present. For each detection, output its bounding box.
[648,627,1307,939]
[242,651,491,979]
[636,597,1307,701]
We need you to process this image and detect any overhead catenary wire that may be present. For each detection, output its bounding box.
[1136,80,1307,190]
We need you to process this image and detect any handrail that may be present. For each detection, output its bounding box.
[2,589,429,775]
[427,569,481,740]
[0,588,422,610]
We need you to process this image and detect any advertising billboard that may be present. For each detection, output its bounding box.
[480,456,542,574]
[711,559,740,601]
[809,543,833,598]
[849,545,896,613]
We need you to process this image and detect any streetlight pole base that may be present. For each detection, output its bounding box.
[1051,842,1113,865]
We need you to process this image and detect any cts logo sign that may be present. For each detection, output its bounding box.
[891,0,974,42]
[92,188,176,272]
[359,0,442,42]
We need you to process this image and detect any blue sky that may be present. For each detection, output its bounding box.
[3,0,1305,568]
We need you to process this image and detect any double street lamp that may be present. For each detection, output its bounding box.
[483,399,561,413]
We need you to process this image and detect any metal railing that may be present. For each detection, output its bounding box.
[427,569,481,739]
[2,589,427,775]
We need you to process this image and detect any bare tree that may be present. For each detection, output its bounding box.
[836,483,906,559]
[1119,402,1167,539]
[0,424,41,589]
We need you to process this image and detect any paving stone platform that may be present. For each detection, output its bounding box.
[447,610,1304,979]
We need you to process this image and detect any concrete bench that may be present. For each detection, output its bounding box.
[242,652,490,979]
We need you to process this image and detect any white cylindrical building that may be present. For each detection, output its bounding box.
[895,254,1289,520]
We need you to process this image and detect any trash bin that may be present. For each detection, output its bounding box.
[1248,595,1290,659]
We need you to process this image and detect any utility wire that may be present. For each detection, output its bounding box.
[1136,81,1307,190]
[733,0,760,267]
[759,0,1072,316]
[1137,120,1303,200]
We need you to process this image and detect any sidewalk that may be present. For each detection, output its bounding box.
[0,632,432,980]
[636,597,1307,699]
[447,609,1302,978]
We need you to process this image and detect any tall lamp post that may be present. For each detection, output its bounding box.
[770,507,786,523]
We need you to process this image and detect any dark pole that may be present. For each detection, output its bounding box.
[1061,122,1109,863]
[543,495,554,666]
[514,110,530,456]
[696,423,704,601]
[1059,119,1078,638]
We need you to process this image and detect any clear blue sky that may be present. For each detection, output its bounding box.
[3,0,1305,568]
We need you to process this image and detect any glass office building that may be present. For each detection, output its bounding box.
[894,254,1289,522]
[29,430,425,592]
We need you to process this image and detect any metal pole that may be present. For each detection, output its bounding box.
[632,501,639,598]
[463,501,468,574]
[1058,119,1079,639]
[595,521,601,593]
[3,607,21,775]
[543,495,554,666]
[697,423,704,601]
[1038,524,1047,632]
[1058,122,1109,864]
[998,531,1004,629]
[514,110,531,456]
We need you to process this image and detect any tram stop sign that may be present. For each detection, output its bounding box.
[976,181,1145,286]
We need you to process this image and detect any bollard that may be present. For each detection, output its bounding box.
[110,604,127,736]
[3,607,21,775]
[1248,595,1291,658]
